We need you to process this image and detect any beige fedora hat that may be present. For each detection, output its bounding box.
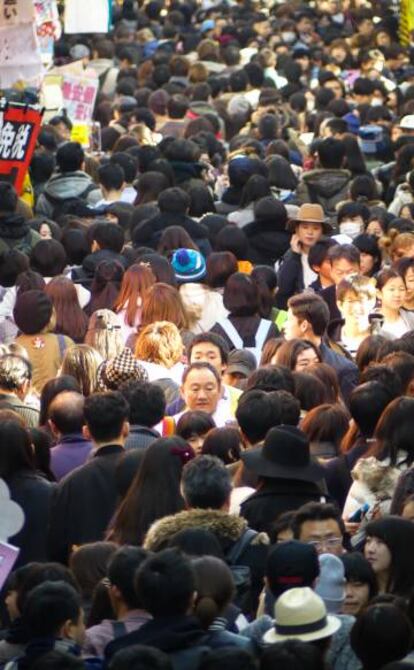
[263,587,341,644]
[287,203,332,233]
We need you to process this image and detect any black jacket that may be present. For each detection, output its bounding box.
[319,342,359,406]
[210,315,279,351]
[132,212,212,258]
[243,221,291,267]
[48,445,126,564]
[8,471,55,567]
[73,249,128,286]
[240,479,324,534]
[276,250,303,310]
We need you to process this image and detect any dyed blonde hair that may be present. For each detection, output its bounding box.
[60,344,103,396]
[379,229,414,262]
[84,310,124,361]
[135,321,183,369]
[336,274,377,303]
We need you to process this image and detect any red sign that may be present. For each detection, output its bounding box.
[0,104,42,195]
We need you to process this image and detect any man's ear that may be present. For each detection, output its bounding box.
[300,318,310,335]
[60,618,76,640]
[122,420,130,438]
[82,424,92,441]
[48,419,60,439]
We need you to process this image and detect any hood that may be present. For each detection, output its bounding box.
[0,213,30,240]
[302,169,351,199]
[131,616,206,652]
[43,171,97,202]
[144,508,269,551]
[351,456,401,499]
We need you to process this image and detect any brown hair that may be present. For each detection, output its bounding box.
[259,337,284,366]
[141,283,189,330]
[60,344,103,396]
[189,62,208,84]
[275,339,321,370]
[113,263,156,328]
[301,403,350,450]
[157,226,199,257]
[84,309,124,360]
[45,275,88,342]
[135,321,183,368]
[379,229,414,263]
[307,362,340,404]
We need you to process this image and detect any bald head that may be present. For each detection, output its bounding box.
[49,391,85,435]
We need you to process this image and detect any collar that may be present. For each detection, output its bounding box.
[59,434,91,445]
[93,444,124,458]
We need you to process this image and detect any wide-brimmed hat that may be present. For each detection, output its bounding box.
[171,249,206,283]
[240,425,324,482]
[263,587,341,644]
[288,203,331,233]
[97,348,148,391]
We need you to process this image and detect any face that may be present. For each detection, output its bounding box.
[364,535,392,575]
[296,222,323,250]
[39,223,52,239]
[380,277,406,311]
[339,290,373,330]
[190,342,224,376]
[330,259,360,286]
[366,220,384,237]
[299,518,343,556]
[284,309,306,340]
[331,47,347,64]
[405,267,414,296]
[342,580,370,616]
[339,216,364,240]
[181,368,221,415]
[324,79,344,99]
[295,347,320,371]
[393,244,414,261]
[187,433,208,455]
[400,206,414,220]
[360,252,375,276]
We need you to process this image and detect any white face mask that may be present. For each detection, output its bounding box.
[339,221,362,239]
[281,31,296,43]
[371,97,383,107]
[332,12,344,23]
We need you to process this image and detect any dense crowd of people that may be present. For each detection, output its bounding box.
[2,0,414,668]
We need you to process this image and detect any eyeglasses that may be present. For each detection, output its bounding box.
[306,537,342,551]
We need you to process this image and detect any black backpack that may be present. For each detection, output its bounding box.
[226,528,257,608]
[43,183,97,220]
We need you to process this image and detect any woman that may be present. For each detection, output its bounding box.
[210,273,278,360]
[85,260,125,317]
[157,226,199,258]
[0,419,54,566]
[266,155,298,204]
[84,310,124,360]
[107,437,194,546]
[341,552,377,617]
[113,263,156,342]
[336,275,377,357]
[202,427,242,465]
[380,231,414,264]
[376,269,414,339]
[228,175,271,228]
[301,404,350,462]
[130,282,190,349]
[175,411,216,455]
[134,321,185,385]
[344,396,414,520]
[353,234,382,277]
[60,344,103,396]
[45,275,88,343]
[396,257,414,311]
[274,339,321,371]
[364,516,414,596]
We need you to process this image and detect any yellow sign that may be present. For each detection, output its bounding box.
[71,123,89,147]
[400,0,414,45]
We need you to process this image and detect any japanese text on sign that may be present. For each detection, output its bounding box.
[62,75,98,123]
[0,114,32,161]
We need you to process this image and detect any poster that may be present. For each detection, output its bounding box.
[400,0,414,45]
[0,104,42,195]
[0,0,35,28]
[62,74,99,123]
[34,0,61,64]
[64,0,110,34]
[0,1,43,87]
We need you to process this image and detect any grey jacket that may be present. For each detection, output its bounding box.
[36,171,100,218]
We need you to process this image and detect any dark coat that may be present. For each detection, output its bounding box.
[0,214,41,255]
[323,438,369,511]
[240,479,324,534]
[48,445,126,564]
[7,471,54,567]
[210,315,279,351]
[276,250,303,310]
[319,342,359,405]
[296,169,352,217]
[132,212,212,258]
[243,221,291,267]
[73,249,128,286]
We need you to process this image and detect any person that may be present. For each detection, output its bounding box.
[36,142,100,219]
[341,553,377,616]
[0,183,41,255]
[107,646,172,670]
[107,437,193,546]
[0,354,39,428]
[222,350,257,389]
[45,276,89,343]
[105,549,211,668]
[364,517,414,596]
[176,362,231,427]
[276,203,331,310]
[135,283,190,349]
[134,321,185,386]
[301,403,349,462]
[260,639,324,670]
[336,275,377,357]
[95,163,126,208]
[49,392,93,481]
[243,197,291,267]
[113,263,156,343]
[376,269,414,339]
[176,412,216,455]
[291,502,346,557]
[285,292,359,404]
[83,547,151,657]
[274,339,321,371]
[144,455,269,615]
[210,273,278,360]
[119,380,166,450]
[319,243,362,333]
[235,389,281,448]
[239,425,326,535]
[48,391,131,563]
[0,418,54,566]
[353,234,382,277]
[350,604,414,670]
[84,310,124,361]
[202,427,242,465]
[13,291,74,392]
[7,581,87,670]
[69,541,117,622]
[60,345,103,397]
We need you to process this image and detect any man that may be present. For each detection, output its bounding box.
[276,203,331,310]
[176,362,231,427]
[105,549,210,667]
[296,138,352,217]
[94,163,126,208]
[235,389,281,448]
[36,142,100,219]
[48,391,130,563]
[144,456,269,614]
[49,392,93,481]
[285,292,359,403]
[89,39,119,97]
[222,349,257,389]
[292,502,346,556]
[119,380,166,450]
[83,547,151,657]
[319,244,361,332]
[0,184,41,255]
[0,354,39,427]
[77,221,127,283]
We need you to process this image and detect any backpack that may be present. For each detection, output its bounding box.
[226,528,257,608]
[216,317,272,364]
[43,183,97,220]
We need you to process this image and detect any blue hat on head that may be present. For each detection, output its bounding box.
[171,248,206,283]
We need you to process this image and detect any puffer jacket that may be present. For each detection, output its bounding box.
[0,214,41,255]
[388,182,413,216]
[296,169,352,217]
[35,171,100,218]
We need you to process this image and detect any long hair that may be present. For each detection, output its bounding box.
[157,226,199,257]
[141,283,189,330]
[107,437,192,545]
[113,263,155,328]
[60,345,103,396]
[45,275,88,342]
[370,396,414,466]
[365,516,414,596]
[86,261,124,316]
[84,310,124,360]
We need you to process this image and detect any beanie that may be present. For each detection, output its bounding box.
[13,290,53,335]
[315,553,346,614]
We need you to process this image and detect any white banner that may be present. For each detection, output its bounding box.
[0,22,43,87]
[64,0,110,34]
[0,0,35,28]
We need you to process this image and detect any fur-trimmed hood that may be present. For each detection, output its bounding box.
[144,508,269,551]
[351,456,401,500]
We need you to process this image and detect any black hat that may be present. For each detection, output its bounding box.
[241,425,324,482]
[266,540,320,599]
[13,290,53,335]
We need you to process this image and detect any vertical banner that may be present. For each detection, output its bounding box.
[400,0,414,46]
[0,104,43,195]
[64,0,110,34]
[0,0,43,87]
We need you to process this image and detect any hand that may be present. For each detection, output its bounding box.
[344,521,360,537]
[290,233,302,254]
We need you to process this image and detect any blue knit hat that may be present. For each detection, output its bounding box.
[171,248,206,283]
